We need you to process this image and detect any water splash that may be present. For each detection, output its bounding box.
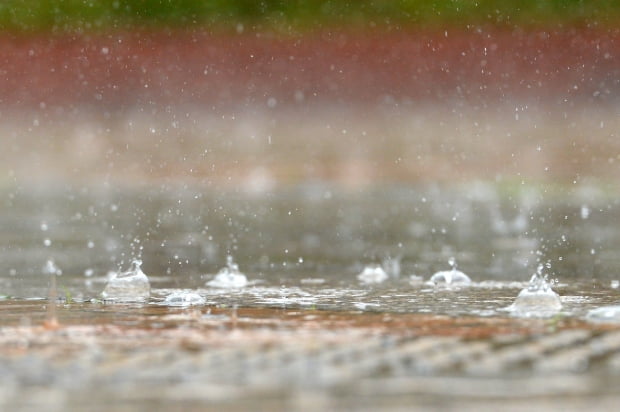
[586,306,620,323]
[43,259,61,329]
[357,265,388,284]
[101,259,151,302]
[206,256,248,288]
[506,264,562,317]
[428,257,471,286]
[163,291,206,307]
[43,259,62,276]
[382,255,401,278]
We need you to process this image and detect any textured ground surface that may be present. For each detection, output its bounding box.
[1,303,620,411]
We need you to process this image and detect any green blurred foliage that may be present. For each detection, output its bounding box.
[0,0,615,32]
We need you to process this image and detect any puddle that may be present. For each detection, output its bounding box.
[0,184,619,321]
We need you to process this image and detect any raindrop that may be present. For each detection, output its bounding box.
[580,205,590,219]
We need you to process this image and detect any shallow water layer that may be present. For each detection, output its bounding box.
[1,183,619,295]
[1,183,619,318]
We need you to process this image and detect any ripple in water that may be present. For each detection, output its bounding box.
[428,257,471,286]
[163,291,206,307]
[586,306,620,323]
[505,264,562,317]
[206,256,248,288]
[101,259,151,302]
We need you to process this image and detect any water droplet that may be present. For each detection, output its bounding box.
[357,265,388,284]
[506,265,562,317]
[382,255,401,277]
[429,259,471,286]
[101,259,150,302]
[40,222,48,231]
[43,260,61,276]
[206,256,247,288]
[43,238,51,247]
[580,205,590,219]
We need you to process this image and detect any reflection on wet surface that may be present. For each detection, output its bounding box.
[2,183,620,297]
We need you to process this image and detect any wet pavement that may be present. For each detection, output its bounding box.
[1,302,620,411]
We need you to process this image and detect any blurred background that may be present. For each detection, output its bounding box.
[1,0,620,297]
[4,5,620,410]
